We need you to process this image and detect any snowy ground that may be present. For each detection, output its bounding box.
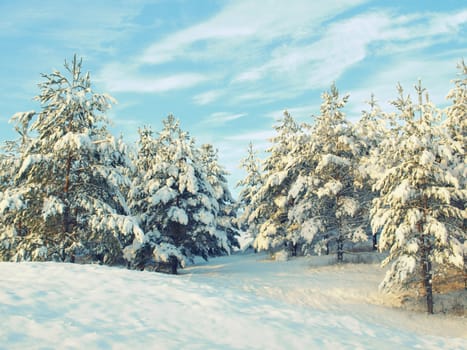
[0,253,465,349]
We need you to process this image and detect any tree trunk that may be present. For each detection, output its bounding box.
[292,243,297,257]
[421,234,434,314]
[463,253,467,290]
[63,154,72,233]
[337,236,344,263]
[17,219,22,236]
[420,195,434,314]
[372,233,378,251]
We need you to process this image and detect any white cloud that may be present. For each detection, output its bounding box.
[233,70,264,83]
[372,10,467,57]
[203,112,247,125]
[423,9,467,36]
[140,0,368,65]
[230,8,466,98]
[97,63,209,93]
[231,12,392,92]
[99,1,465,113]
[231,90,288,104]
[112,73,208,93]
[193,90,224,105]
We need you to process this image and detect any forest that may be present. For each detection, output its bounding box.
[0,56,465,314]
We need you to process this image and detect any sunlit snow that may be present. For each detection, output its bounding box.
[0,253,465,349]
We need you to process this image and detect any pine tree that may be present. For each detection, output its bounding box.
[287,85,367,261]
[0,113,36,261]
[237,142,263,249]
[251,111,303,258]
[444,60,467,232]
[443,61,466,290]
[125,126,170,269]
[199,143,239,254]
[0,56,142,263]
[129,115,228,266]
[354,95,389,250]
[372,81,466,314]
[0,139,24,260]
[445,60,467,152]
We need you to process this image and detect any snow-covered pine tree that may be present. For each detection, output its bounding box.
[237,142,263,249]
[444,60,467,233]
[353,95,389,250]
[443,61,466,291]
[0,112,37,261]
[445,60,467,155]
[372,81,466,314]
[199,143,239,254]
[288,84,366,262]
[129,115,228,266]
[251,111,303,258]
[0,139,23,260]
[127,126,156,234]
[0,56,143,263]
[126,126,184,270]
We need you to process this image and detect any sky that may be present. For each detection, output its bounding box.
[0,0,466,193]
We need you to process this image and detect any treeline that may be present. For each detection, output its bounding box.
[0,56,465,314]
[0,56,239,272]
[237,64,466,314]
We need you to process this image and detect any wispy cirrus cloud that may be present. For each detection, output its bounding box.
[202,112,247,125]
[108,73,208,93]
[231,9,467,93]
[140,0,368,65]
[193,90,225,105]
[97,63,209,93]
[96,1,466,106]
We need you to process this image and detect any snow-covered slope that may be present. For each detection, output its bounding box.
[0,253,465,349]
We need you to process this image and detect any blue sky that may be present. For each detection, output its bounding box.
[0,0,466,192]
